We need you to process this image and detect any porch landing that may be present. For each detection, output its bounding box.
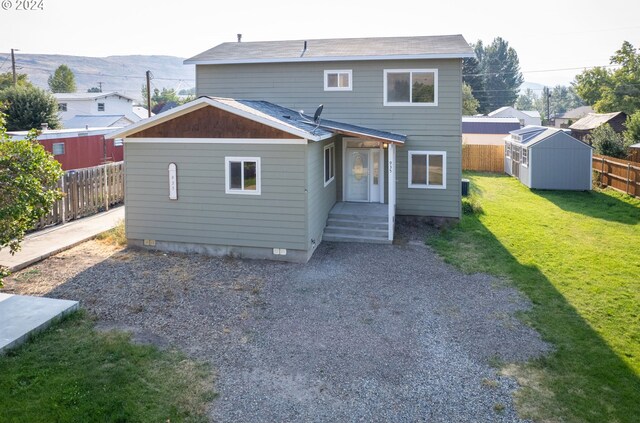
[323,202,392,244]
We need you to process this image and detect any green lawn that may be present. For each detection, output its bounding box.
[0,311,215,423]
[428,173,640,423]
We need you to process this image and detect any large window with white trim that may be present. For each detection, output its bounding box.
[324,70,352,91]
[225,157,261,195]
[324,143,335,186]
[384,69,438,106]
[408,151,446,189]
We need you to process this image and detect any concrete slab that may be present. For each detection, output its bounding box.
[0,293,79,353]
[0,206,124,272]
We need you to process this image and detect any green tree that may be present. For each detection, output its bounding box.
[550,85,584,117]
[141,85,192,114]
[462,82,480,115]
[48,64,77,93]
[464,38,524,113]
[0,72,31,91]
[573,41,640,115]
[0,111,63,283]
[623,111,640,146]
[586,123,627,158]
[87,86,102,93]
[515,88,545,118]
[0,85,61,131]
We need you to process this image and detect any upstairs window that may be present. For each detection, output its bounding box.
[384,69,438,106]
[97,102,105,112]
[225,157,261,195]
[408,151,446,189]
[58,103,67,112]
[324,70,352,91]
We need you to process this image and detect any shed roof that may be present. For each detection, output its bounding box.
[185,34,474,65]
[108,96,406,144]
[507,125,591,148]
[569,112,625,131]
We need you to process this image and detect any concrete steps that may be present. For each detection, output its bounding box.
[323,209,391,244]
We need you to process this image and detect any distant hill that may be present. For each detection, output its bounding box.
[0,53,194,102]
[520,81,547,93]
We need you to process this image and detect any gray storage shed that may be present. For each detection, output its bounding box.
[504,126,592,190]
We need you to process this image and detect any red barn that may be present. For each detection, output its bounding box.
[7,127,123,170]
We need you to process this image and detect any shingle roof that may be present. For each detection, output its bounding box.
[568,112,625,131]
[185,34,474,65]
[64,115,132,128]
[555,105,594,119]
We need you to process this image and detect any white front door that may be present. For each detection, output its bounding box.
[346,148,369,202]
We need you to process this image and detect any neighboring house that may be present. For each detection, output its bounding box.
[569,112,627,142]
[54,92,142,128]
[553,105,593,128]
[64,115,134,129]
[462,117,521,145]
[132,106,153,120]
[111,34,474,262]
[488,106,542,127]
[8,127,123,170]
[504,126,592,190]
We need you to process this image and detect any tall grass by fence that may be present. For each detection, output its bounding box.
[592,154,639,198]
[36,162,125,229]
[462,144,505,173]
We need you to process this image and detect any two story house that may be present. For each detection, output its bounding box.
[55,92,143,129]
[110,35,474,262]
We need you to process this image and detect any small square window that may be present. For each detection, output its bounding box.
[52,142,65,156]
[58,103,67,112]
[97,103,105,112]
[225,157,261,195]
[384,69,438,106]
[324,143,335,186]
[408,151,446,189]
[324,70,352,91]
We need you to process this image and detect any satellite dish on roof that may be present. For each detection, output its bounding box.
[313,104,324,124]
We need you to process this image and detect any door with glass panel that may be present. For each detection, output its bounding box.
[346,149,369,201]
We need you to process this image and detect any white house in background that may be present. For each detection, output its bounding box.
[488,106,542,127]
[54,92,143,128]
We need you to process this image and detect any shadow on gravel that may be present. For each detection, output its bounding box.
[428,214,640,422]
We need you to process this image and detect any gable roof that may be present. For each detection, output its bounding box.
[507,125,591,149]
[64,115,133,128]
[569,112,625,131]
[488,106,540,119]
[54,91,136,102]
[522,110,541,118]
[185,34,474,65]
[108,96,406,144]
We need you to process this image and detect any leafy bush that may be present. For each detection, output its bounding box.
[586,124,627,158]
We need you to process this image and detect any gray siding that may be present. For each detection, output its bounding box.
[196,58,463,218]
[306,138,338,249]
[530,134,592,190]
[125,142,309,250]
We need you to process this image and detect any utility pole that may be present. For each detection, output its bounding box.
[11,48,18,86]
[545,86,552,126]
[145,70,152,117]
[97,81,103,92]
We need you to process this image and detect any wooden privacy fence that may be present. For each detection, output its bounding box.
[36,162,125,229]
[462,144,505,173]
[592,154,639,197]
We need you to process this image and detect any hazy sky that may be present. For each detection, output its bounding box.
[1,0,638,88]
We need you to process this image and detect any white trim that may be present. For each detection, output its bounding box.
[383,69,438,107]
[323,143,335,187]
[225,156,261,195]
[408,150,447,189]
[184,52,476,65]
[124,137,307,145]
[324,70,352,91]
[522,147,529,168]
[388,144,396,241]
[589,148,593,189]
[107,96,331,141]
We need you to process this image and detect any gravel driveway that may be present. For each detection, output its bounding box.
[4,229,549,422]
